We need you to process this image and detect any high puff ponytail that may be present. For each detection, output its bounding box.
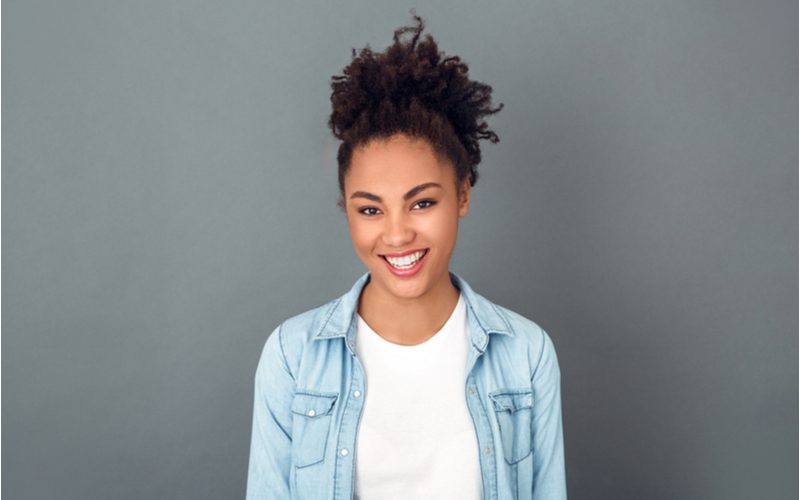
[328,11,503,209]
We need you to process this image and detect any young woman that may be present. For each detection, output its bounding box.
[246,14,566,500]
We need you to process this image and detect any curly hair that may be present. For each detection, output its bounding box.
[328,11,504,209]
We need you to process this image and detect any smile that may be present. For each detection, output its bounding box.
[380,249,430,277]
[382,249,428,268]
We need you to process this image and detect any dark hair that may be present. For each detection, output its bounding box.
[328,11,504,210]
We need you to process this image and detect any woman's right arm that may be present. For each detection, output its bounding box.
[246,324,296,499]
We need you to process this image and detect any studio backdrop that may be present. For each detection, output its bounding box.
[3,1,796,499]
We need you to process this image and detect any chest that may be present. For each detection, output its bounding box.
[288,332,535,499]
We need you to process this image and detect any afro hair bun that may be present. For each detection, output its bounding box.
[329,10,504,199]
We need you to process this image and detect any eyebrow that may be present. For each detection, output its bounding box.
[349,182,443,203]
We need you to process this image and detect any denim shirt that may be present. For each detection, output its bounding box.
[246,271,567,500]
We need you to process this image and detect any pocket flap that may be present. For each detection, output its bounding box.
[489,389,533,412]
[291,391,338,417]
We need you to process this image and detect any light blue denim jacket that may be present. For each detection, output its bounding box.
[246,271,567,500]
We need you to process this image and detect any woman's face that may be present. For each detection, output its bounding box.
[344,133,469,301]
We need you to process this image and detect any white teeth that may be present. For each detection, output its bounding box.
[384,250,426,269]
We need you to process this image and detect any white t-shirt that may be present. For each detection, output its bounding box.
[353,293,483,500]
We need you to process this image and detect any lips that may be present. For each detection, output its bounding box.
[379,248,430,277]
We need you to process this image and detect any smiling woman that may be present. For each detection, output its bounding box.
[246,11,566,500]
[346,134,468,336]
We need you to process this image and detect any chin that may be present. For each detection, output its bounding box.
[374,268,438,299]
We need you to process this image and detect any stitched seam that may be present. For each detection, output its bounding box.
[276,323,296,384]
[315,299,341,337]
[530,327,546,383]
[490,303,514,333]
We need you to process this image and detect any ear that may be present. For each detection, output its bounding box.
[458,179,471,218]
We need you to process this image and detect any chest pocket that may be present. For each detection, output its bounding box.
[290,390,338,468]
[489,388,534,465]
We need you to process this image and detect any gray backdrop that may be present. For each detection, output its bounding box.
[3,1,797,499]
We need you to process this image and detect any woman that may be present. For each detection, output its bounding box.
[246,14,566,500]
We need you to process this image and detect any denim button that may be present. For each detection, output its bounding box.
[340,448,349,456]
[484,447,492,454]
[353,390,361,398]
[307,409,316,417]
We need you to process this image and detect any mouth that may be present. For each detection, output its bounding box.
[380,249,429,276]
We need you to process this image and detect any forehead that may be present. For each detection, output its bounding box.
[347,135,454,192]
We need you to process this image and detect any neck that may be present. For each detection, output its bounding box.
[357,272,461,346]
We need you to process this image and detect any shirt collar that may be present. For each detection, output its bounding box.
[313,271,513,355]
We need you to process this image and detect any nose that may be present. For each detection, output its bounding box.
[381,211,415,248]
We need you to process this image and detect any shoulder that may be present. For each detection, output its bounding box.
[454,272,559,360]
[280,299,339,339]
[496,303,550,348]
[275,295,339,338]
[502,303,562,381]
[474,292,561,377]
[261,296,341,367]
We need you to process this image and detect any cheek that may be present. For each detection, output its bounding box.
[421,212,459,244]
[347,219,376,253]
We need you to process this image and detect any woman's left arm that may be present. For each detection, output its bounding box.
[530,330,567,500]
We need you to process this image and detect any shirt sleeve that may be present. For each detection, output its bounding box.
[246,324,296,499]
[530,330,567,500]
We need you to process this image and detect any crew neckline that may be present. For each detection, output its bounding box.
[356,293,465,348]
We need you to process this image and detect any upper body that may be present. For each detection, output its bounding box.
[245,270,566,500]
[246,12,566,500]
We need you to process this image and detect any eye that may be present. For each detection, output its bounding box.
[413,199,437,210]
[356,200,436,217]
[357,206,381,217]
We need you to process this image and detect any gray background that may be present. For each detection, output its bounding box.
[3,1,796,499]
